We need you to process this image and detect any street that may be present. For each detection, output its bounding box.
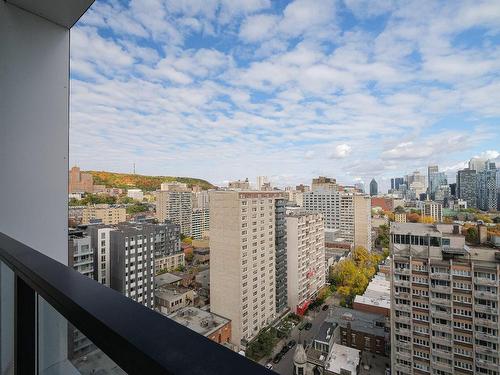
[268,296,338,374]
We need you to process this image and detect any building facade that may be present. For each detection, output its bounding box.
[275,198,288,315]
[209,190,285,347]
[156,187,193,237]
[390,222,500,375]
[303,191,371,251]
[192,207,210,240]
[82,204,126,225]
[370,179,378,196]
[421,201,443,222]
[457,169,477,209]
[69,166,94,193]
[286,208,325,315]
[477,161,497,212]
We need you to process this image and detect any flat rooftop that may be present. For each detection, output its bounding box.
[327,306,386,337]
[315,321,336,343]
[155,273,182,288]
[325,343,360,374]
[155,285,193,302]
[391,222,440,235]
[168,307,230,337]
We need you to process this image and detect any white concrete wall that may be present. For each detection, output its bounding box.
[0,1,69,264]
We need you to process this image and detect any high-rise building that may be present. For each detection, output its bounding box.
[82,204,126,225]
[88,223,157,308]
[256,176,269,190]
[296,184,311,193]
[457,168,477,208]
[303,191,371,251]
[68,166,94,193]
[429,171,447,200]
[477,161,497,212]
[209,190,286,347]
[68,230,95,359]
[469,157,488,172]
[369,179,378,196]
[427,165,439,192]
[390,222,500,375]
[391,177,405,191]
[312,176,337,192]
[193,190,210,209]
[354,182,365,193]
[156,184,193,236]
[275,198,288,315]
[421,200,443,222]
[192,207,210,240]
[285,208,325,315]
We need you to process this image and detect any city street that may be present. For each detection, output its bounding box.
[267,296,338,374]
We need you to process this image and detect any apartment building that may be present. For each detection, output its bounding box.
[421,200,443,222]
[457,169,477,209]
[192,207,210,240]
[156,183,193,236]
[209,190,286,347]
[303,191,372,251]
[312,176,337,192]
[155,252,185,272]
[228,179,250,190]
[68,230,95,359]
[275,198,288,315]
[82,204,126,225]
[390,222,500,375]
[88,223,170,309]
[478,161,498,212]
[286,208,325,315]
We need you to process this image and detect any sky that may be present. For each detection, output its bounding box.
[70,0,500,190]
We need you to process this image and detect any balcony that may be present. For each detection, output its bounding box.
[395,291,411,299]
[475,317,498,328]
[395,303,412,313]
[475,344,498,356]
[474,290,498,301]
[0,232,271,375]
[430,284,451,294]
[394,268,410,275]
[394,279,411,288]
[430,310,450,320]
[430,273,450,281]
[431,324,453,334]
[395,315,411,324]
[475,304,498,314]
[429,296,451,306]
[474,277,497,287]
[474,331,497,342]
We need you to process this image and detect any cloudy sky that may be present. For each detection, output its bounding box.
[70,0,500,189]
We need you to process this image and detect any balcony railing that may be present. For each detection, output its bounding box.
[0,232,272,375]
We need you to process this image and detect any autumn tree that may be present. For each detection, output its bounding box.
[407,213,421,223]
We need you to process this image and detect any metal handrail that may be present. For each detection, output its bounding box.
[0,232,272,375]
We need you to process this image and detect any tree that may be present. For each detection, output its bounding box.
[376,224,390,248]
[126,203,149,214]
[420,216,435,224]
[407,213,421,223]
[352,246,370,266]
[465,227,478,243]
[383,211,395,222]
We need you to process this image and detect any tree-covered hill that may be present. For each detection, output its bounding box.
[85,171,215,191]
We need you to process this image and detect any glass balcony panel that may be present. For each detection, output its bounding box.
[37,297,127,374]
[0,261,14,375]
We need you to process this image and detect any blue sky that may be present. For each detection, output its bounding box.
[70,0,500,190]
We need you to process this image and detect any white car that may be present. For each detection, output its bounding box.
[265,363,273,370]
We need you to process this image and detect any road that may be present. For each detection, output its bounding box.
[269,296,338,374]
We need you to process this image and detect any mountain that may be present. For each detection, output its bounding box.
[85,171,215,191]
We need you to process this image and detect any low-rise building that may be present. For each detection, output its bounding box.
[155,285,196,315]
[394,212,406,223]
[155,252,185,272]
[168,307,231,345]
[327,306,388,356]
[82,204,126,225]
[353,273,391,317]
[193,247,210,264]
[324,344,360,375]
[127,188,144,201]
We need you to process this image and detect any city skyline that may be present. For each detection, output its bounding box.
[70,1,500,188]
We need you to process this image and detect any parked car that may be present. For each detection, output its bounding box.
[304,322,313,330]
[288,340,297,349]
[322,304,329,311]
[265,363,273,370]
[273,353,282,363]
[298,322,306,330]
[280,345,289,355]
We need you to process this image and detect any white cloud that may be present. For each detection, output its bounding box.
[329,144,352,159]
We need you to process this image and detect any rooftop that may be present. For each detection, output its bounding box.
[155,273,182,288]
[325,343,360,374]
[327,306,386,337]
[315,321,337,344]
[168,307,230,337]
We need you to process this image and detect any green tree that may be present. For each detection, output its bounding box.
[465,227,478,243]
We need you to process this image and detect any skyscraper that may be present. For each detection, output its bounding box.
[256,176,269,190]
[209,190,286,347]
[457,169,477,209]
[427,165,439,192]
[370,178,378,196]
[391,177,404,191]
[477,161,497,212]
[429,171,447,200]
[469,157,488,172]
